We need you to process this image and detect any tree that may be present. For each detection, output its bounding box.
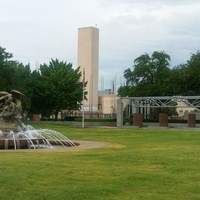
[27,70,45,116]
[119,51,171,97]
[167,64,188,96]
[184,51,200,95]
[0,46,31,94]
[0,47,13,90]
[0,46,12,64]
[32,59,85,120]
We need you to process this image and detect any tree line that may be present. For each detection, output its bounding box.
[0,46,86,120]
[118,51,200,97]
[1,46,200,120]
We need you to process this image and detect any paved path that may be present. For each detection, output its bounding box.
[72,140,106,149]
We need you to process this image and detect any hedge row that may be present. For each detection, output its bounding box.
[74,118,116,122]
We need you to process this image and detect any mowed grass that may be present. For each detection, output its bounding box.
[0,123,200,200]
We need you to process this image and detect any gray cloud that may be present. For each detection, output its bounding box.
[0,0,200,89]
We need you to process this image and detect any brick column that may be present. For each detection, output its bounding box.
[188,113,196,127]
[32,114,40,121]
[133,113,143,127]
[159,113,168,127]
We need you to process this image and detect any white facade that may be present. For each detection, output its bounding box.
[98,94,118,118]
[177,101,199,117]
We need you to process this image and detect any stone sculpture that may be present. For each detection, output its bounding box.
[0,90,28,131]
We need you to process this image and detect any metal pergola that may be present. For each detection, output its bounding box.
[121,96,200,108]
[117,96,200,127]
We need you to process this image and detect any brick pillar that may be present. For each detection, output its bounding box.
[32,114,40,121]
[133,113,143,127]
[159,113,168,127]
[188,113,196,127]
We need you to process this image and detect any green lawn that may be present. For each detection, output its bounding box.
[0,123,200,200]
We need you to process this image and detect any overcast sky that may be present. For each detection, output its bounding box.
[1,0,200,90]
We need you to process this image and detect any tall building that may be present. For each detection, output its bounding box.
[77,26,99,117]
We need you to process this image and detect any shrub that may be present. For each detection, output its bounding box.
[74,118,116,122]
[64,116,82,121]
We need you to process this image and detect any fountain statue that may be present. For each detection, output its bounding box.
[0,90,75,149]
[0,90,26,131]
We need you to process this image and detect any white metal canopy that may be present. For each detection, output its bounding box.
[116,96,200,127]
[121,96,200,108]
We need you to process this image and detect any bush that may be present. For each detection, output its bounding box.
[168,119,187,123]
[64,116,82,121]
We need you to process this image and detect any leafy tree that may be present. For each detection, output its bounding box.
[184,51,200,95]
[0,46,12,64]
[0,46,31,94]
[10,62,31,93]
[0,47,13,90]
[118,85,134,97]
[26,70,45,116]
[119,51,175,119]
[33,59,85,120]
[167,64,188,96]
[119,51,171,96]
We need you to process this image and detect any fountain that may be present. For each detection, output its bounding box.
[0,90,75,150]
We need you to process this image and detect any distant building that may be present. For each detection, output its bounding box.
[175,101,200,120]
[98,93,118,118]
[98,89,112,96]
[77,26,99,118]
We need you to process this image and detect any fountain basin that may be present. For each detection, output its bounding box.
[0,138,77,149]
[0,125,76,150]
